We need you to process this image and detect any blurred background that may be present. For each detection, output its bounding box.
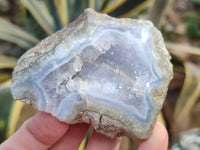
[0,0,200,149]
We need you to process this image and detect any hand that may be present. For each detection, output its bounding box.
[0,112,168,150]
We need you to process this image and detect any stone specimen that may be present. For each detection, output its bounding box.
[11,8,173,140]
[171,128,200,150]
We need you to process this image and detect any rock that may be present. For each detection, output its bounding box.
[171,128,200,150]
[11,8,173,140]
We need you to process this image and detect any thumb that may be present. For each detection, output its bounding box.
[138,122,168,150]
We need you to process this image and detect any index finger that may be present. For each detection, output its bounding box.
[1,112,69,150]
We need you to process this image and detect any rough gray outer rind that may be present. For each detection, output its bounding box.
[11,8,173,140]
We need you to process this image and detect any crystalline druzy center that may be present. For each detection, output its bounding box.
[76,29,159,122]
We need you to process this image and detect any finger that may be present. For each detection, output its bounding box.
[1,112,69,150]
[85,130,120,150]
[138,122,168,150]
[50,123,90,150]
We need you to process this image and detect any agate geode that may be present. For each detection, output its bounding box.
[11,9,173,139]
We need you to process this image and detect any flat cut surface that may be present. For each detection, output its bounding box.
[11,9,173,139]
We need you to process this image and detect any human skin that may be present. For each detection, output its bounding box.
[0,112,168,150]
